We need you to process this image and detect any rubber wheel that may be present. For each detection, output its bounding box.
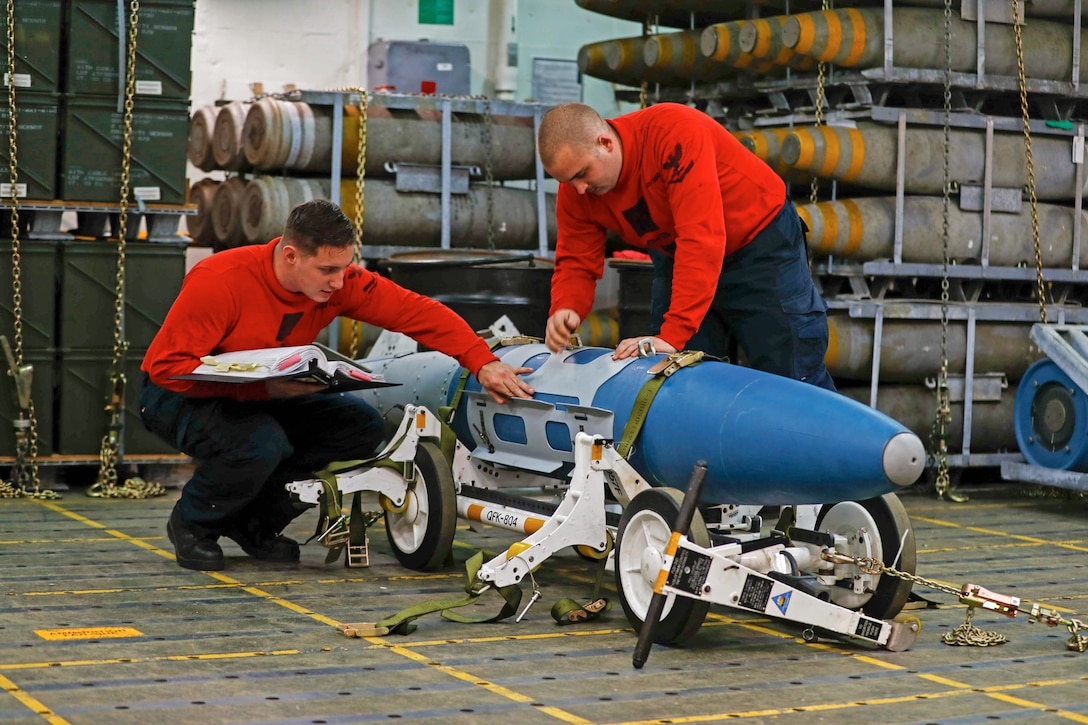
[615,487,712,645]
[575,532,613,561]
[384,441,457,571]
[815,493,916,619]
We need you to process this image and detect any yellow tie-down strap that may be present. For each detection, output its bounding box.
[616,350,706,459]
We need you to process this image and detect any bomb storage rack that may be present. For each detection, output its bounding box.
[302,89,553,260]
[616,0,1088,119]
[190,89,555,261]
[574,0,1088,477]
[740,5,1083,475]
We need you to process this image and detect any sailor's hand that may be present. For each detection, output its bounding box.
[546,309,581,352]
[477,361,535,404]
[612,336,677,360]
[266,378,326,398]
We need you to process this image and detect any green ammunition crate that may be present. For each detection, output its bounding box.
[59,95,189,204]
[0,0,64,92]
[0,240,57,350]
[0,93,60,200]
[58,240,186,350]
[55,348,174,455]
[0,349,55,456]
[66,0,195,99]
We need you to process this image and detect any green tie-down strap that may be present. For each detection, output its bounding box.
[335,552,524,638]
[308,407,461,563]
[310,455,405,561]
[550,597,612,626]
[616,350,707,459]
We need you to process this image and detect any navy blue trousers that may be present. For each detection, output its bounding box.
[649,199,836,391]
[139,378,385,532]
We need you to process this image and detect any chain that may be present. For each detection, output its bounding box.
[335,86,368,359]
[930,0,967,504]
[830,552,1086,652]
[809,0,830,205]
[87,0,162,500]
[943,607,1009,647]
[842,553,1006,645]
[830,554,1006,647]
[1011,0,1047,323]
[1,0,55,500]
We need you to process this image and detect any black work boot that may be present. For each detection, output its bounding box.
[167,503,225,571]
[225,519,300,563]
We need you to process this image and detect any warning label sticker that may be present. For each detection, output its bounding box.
[855,618,883,642]
[738,574,774,612]
[666,548,713,595]
[35,626,143,641]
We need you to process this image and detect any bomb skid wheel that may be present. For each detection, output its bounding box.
[816,493,916,619]
[384,441,457,571]
[615,487,712,645]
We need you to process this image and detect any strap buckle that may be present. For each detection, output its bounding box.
[497,335,544,347]
[345,538,370,568]
[647,350,705,377]
[316,514,350,546]
[960,583,1021,618]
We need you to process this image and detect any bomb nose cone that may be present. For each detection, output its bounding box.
[884,432,926,487]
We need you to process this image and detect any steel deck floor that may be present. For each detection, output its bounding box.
[1,483,1086,725]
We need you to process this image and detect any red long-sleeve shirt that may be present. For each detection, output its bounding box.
[549,103,786,349]
[142,240,498,400]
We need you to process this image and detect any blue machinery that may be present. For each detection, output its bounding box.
[288,341,927,651]
[1004,324,1088,492]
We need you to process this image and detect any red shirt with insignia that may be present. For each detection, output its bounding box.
[142,240,498,400]
[549,103,786,349]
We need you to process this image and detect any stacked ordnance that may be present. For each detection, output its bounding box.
[574,0,1088,466]
[189,175,556,253]
[750,116,1087,460]
[187,94,554,254]
[576,1,1087,92]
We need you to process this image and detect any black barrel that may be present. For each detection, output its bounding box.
[608,258,655,341]
[381,251,554,339]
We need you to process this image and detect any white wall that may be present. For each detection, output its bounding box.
[189,0,640,116]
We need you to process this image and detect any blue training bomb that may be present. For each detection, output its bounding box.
[356,343,925,505]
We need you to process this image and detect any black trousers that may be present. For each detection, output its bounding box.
[649,199,836,391]
[139,377,385,532]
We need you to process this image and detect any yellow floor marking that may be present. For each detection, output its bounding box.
[35,501,176,561]
[35,626,142,641]
[16,574,463,597]
[603,676,1088,725]
[985,691,1088,724]
[920,541,1075,554]
[912,515,1088,553]
[389,645,594,725]
[908,501,1060,511]
[28,500,589,724]
[20,582,291,597]
[364,627,632,648]
[2,649,301,671]
[0,536,163,545]
[0,672,70,725]
[917,673,972,689]
[25,500,1087,725]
